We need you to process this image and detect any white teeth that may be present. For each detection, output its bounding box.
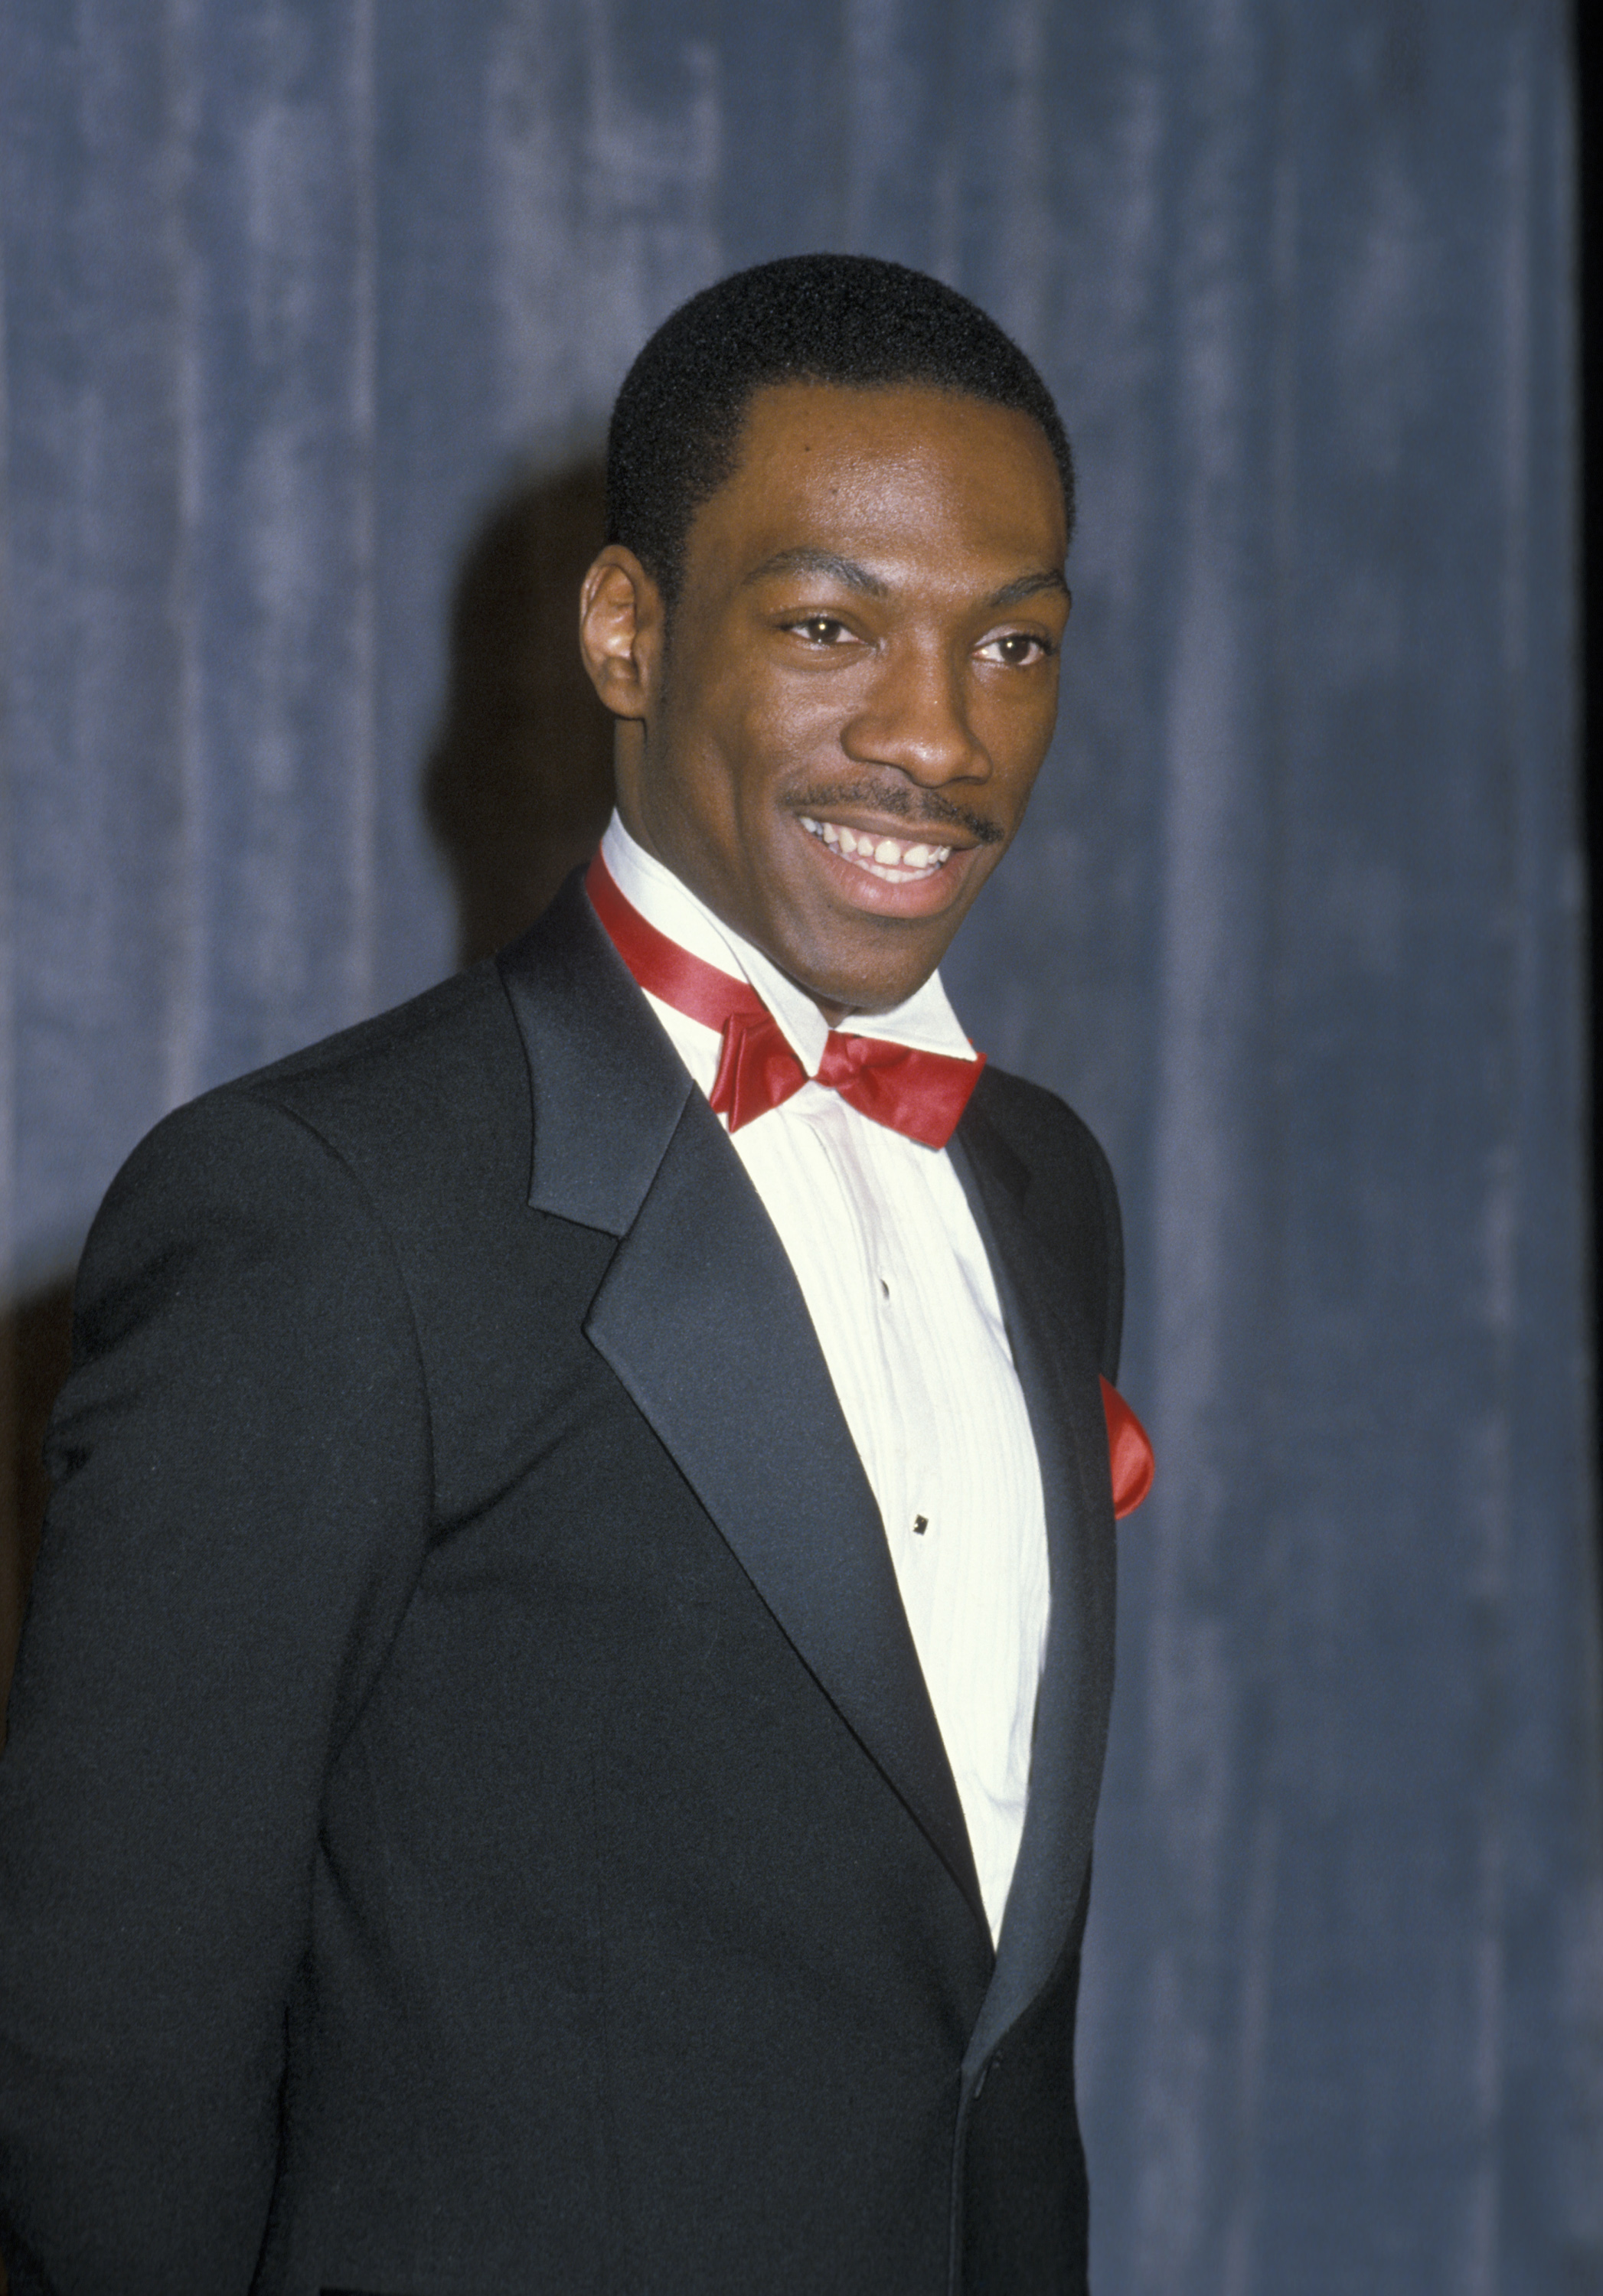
[798,816,952,880]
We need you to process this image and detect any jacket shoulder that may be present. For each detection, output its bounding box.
[230,957,524,1144]
[125,957,533,1207]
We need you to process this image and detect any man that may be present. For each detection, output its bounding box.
[0,255,1145,2294]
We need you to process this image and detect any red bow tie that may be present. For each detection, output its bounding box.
[586,853,984,1149]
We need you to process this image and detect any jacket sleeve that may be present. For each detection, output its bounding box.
[0,1088,434,2294]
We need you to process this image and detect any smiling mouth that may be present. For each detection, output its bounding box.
[798,816,955,884]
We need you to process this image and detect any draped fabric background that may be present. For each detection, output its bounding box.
[2,2,1598,2288]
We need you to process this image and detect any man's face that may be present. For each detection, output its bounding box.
[589,380,1070,1017]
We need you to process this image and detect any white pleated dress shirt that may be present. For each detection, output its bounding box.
[599,815,1050,1942]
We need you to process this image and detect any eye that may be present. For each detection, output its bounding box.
[977,631,1055,667]
[786,614,854,647]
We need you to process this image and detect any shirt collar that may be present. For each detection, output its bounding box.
[599,811,978,1078]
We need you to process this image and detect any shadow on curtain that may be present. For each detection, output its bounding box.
[426,458,615,968]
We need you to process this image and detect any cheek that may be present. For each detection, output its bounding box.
[980,712,1056,826]
[713,691,828,820]
[975,674,1057,752]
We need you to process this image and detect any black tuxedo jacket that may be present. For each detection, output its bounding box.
[0,877,1122,2296]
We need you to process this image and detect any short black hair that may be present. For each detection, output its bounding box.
[605,253,1075,605]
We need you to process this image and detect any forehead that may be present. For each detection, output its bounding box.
[685,380,1068,581]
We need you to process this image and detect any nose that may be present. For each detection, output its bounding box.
[840,642,988,786]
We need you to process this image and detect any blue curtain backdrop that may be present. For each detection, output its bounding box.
[2,3,1598,2288]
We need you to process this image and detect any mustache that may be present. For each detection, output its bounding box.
[788,781,1005,846]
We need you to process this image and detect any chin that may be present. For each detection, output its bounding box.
[755,883,956,1015]
[795,942,943,1018]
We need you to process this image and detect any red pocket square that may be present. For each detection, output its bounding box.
[1099,1376,1154,1519]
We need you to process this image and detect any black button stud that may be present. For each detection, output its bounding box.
[913,1515,929,1536]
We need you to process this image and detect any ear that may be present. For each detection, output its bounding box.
[579,546,664,720]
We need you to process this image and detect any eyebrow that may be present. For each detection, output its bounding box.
[984,568,1072,608]
[742,547,1069,611]
[742,547,890,598]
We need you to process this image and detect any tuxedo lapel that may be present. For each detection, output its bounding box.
[498,878,986,1934]
[949,1091,1118,2076]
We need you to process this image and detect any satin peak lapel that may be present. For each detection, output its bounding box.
[498,879,986,1933]
[950,1091,1118,2075]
